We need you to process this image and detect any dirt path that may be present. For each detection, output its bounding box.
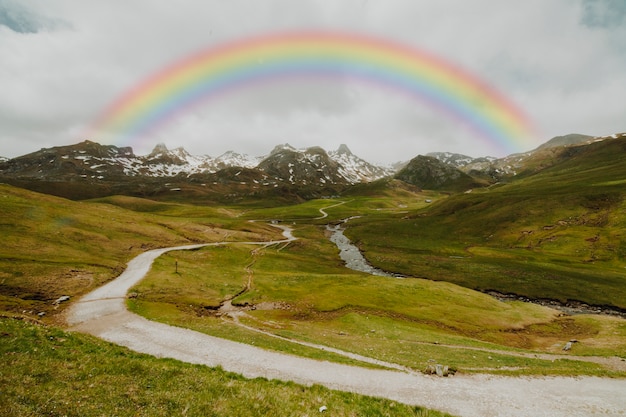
[315,200,350,219]
[66,227,626,417]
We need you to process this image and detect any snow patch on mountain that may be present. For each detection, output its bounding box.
[0,140,393,185]
[213,151,260,170]
[329,144,395,183]
[426,152,497,168]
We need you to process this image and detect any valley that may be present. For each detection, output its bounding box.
[2,134,626,416]
[64,228,626,417]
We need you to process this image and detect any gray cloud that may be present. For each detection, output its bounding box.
[0,0,624,163]
[581,0,626,28]
[0,0,69,33]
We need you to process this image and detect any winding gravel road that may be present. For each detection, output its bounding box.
[66,225,626,417]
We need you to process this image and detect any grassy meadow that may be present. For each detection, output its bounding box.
[0,317,451,417]
[2,140,626,415]
[0,183,455,416]
[344,148,626,308]
[132,210,626,377]
[128,174,626,377]
[0,185,279,319]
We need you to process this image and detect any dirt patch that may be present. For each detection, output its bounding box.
[215,299,291,317]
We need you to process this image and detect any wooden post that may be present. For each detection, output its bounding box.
[175,259,178,274]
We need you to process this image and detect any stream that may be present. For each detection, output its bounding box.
[327,218,626,318]
[326,217,402,278]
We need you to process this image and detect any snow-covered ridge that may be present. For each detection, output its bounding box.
[330,145,395,183]
[0,140,393,184]
[52,142,265,178]
[6,132,622,186]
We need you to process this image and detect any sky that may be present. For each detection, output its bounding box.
[1,0,625,164]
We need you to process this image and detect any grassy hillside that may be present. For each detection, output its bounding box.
[1,317,450,417]
[347,138,626,309]
[131,197,626,377]
[3,139,626,415]
[0,185,277,318]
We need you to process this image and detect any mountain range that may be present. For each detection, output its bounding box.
[1,132,624,201]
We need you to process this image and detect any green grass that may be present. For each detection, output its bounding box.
[0,317,452,417]
[4,141,626,416]
[5,147,626,378]
[0,184,285,318]
[132,222,626,377]
[128,298,390,369]
[242,311,617,376]
[342,142,626,309]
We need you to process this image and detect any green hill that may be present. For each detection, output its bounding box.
[347,137,626,309]
[395,155,485,191]
[0,184,273,318]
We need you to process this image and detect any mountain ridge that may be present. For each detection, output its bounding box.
[0,140,392,200]
[2,132,625,201]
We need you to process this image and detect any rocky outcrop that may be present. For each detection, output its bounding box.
[257,145,348,186]
[394,155,483,191]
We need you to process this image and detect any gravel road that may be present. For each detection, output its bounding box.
[66,227,626,417]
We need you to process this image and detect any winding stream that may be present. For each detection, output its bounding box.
[327,217,401,278]
[327,218,626,318]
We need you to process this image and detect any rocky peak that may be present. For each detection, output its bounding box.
[335,144,352,155]
[145,142,188,165]
[426,152,478,168]
[258,145,347,185]
[148,142,169,157]
[213,151,259,169]
[67,140,134,158]
[395,155,482,191]
[269,143,296,156]
[329,144,394,183]
[171,146,192,159]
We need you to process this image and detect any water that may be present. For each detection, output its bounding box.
[327,219,401,278]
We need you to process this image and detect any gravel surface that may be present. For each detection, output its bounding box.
[66,228,626,417]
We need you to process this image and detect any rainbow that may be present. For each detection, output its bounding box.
[86,31,537,154]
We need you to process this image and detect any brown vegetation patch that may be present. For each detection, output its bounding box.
[502,317,599,350]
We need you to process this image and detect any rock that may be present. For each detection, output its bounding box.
[435,364,450,377]
[319,405,328,412]
[563,342,572,351]
[53,295,70,305]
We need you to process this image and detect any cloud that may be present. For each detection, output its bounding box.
[581,0,626,28]
[0,0,624,163]
[0,0,69,33]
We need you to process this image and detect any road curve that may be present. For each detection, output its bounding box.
[66,226,626,417]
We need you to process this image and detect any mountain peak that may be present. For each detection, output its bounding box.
[151,142,169,155]
[269,143,296,155]
[336,144,352,155]
[395,155,482,191]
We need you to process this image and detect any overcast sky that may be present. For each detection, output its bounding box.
[1,0,625,163]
